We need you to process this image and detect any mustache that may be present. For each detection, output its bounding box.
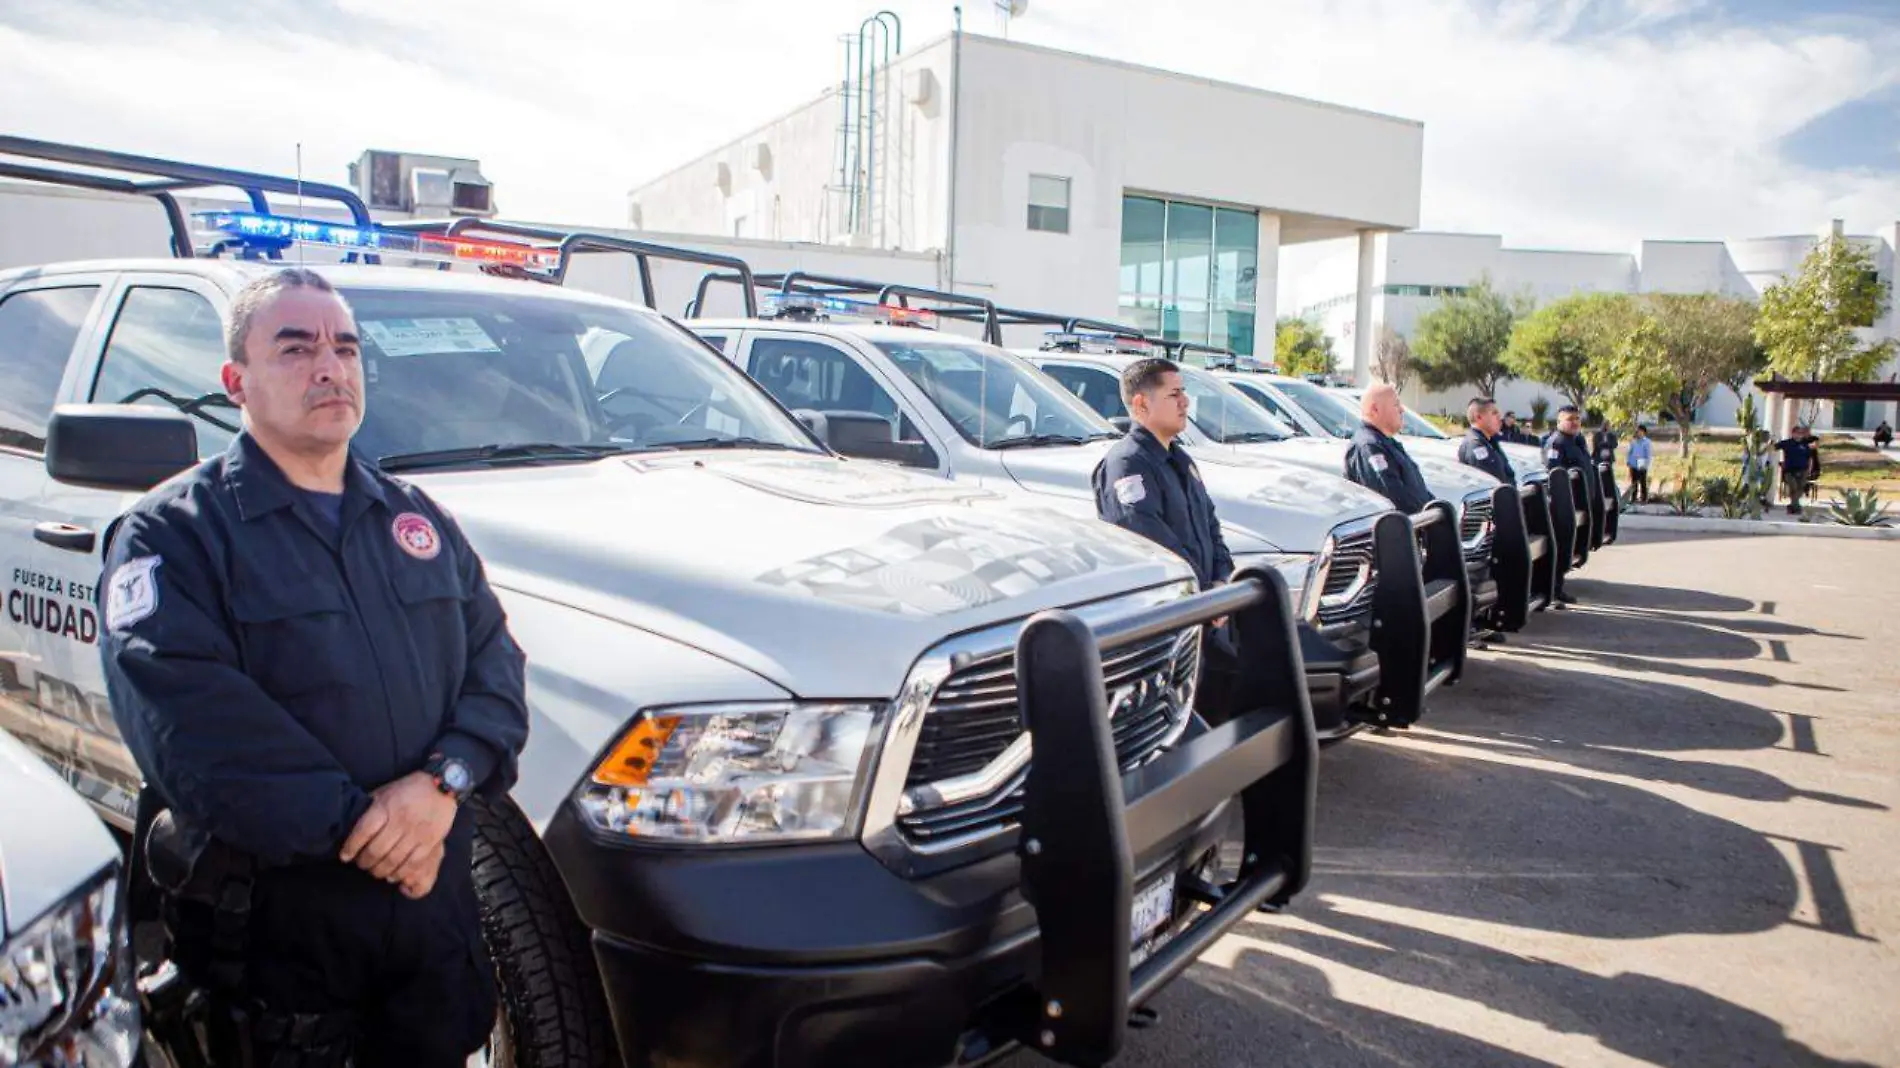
[304,384,360,410]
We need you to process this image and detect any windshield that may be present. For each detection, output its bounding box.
[1400,409,1450,439]
[872,338,1117,448]
[339,288,819,463]
[1180,367,1294,443]
[1271,378,1363,439]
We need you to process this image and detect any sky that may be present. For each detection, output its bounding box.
[4,0,1898,308]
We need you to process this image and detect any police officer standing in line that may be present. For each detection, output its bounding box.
[1094,357,1238,714]
[1458,397,1516,484]
[1456,397,1515,643]
[1344,382,1434,514]
[100,268,529,1066]
[1543,404,1595,606]
[1591,417,1620,473]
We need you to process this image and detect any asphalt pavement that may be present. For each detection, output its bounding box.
[1003,529,1900,1068]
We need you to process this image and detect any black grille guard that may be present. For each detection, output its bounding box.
[1555,468,1590,570]
[1514,480,1562,616]
[1010,566,1315,1065]
[1359,501,1471,729]
[1599,461,1621,545]
[1484,483,1535,631]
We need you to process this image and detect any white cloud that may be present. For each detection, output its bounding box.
[3,0,1896,267]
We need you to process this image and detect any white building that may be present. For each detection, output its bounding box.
[1289,224,1900,431]
[627,31,1424,366]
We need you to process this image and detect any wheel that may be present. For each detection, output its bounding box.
[470,798,619,1068]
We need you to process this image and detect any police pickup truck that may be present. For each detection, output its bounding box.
[0,729,139,1065]
[667,274,1467,736]
[0,138,1316,1068]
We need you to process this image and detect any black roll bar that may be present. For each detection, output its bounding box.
[0,135,375,262]
[739,273,1006,344]
[399,219,760,317]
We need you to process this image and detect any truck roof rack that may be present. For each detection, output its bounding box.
[687,270,1004,345]
[934,305,1153,348]
[388,218,759,316]
[0,135,377,261]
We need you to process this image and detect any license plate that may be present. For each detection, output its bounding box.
[1129,875,1177,967]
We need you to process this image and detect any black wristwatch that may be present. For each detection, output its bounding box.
[424,753,474,803]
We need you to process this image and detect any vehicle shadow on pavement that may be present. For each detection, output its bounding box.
[1232,901,1877,1068]
[1422,658,1883,813]
[1306,737,1799,939]
[1559,578,1755,614]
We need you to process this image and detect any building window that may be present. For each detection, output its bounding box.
[1118,195,1256,353]
[1027,175,1070,234]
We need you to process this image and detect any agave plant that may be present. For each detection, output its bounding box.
[1663,457,1702,517]
[1824,488,1892,528]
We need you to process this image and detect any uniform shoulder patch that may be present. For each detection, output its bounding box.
[1368,453,1390,472]
[1547,447,1562,460]
[106,555,162,630]
[1474,446,1490,459]
[1114,474,1147,505]
[392,511,443,560]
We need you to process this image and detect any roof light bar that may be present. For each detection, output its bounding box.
[1040,329,1152,355]
[761,291,938,329]
[195,211,561,271]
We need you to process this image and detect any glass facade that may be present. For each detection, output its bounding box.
[1118,195,1257,355]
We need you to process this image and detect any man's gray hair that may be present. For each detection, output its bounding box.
[225,267,342,364]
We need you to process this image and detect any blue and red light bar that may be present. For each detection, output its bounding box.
[195,211,561,271]
[1042,329,1152,355]
[760,291,939,329]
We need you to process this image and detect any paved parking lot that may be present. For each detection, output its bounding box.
[1006,529,1900,1068]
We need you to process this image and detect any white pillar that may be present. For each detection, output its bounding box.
[1352,230,1377,385]
[1251,213,1282,367]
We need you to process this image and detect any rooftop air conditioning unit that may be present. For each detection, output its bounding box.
[349,150,496,217]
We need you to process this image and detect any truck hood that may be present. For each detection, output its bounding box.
[0,731,117,938]
[411,452,1195,699]
[995,440,1391,555]
[1246,436,1501,509]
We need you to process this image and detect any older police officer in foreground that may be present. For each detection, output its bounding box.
[100,268,529,1066]
[1344,382,1433,514]
[1094,356,1238,713]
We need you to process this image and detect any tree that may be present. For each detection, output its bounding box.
[1585,293,1760,455]
[1373,325,1413,392]
[1275,316,1336,378]
[1411,276,1527,397]
[1503,292,1639,411]
[1754,234,1896,383]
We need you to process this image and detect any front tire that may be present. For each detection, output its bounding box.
[470,797,618,1068]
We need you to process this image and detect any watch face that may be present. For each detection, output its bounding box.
[443,761,472,793]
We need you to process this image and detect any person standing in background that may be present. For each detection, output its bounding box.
[1626,425,1653,504]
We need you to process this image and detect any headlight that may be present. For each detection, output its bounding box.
[0,866,139,1068]
[1232,552,1319,623]
[576,702,887,843]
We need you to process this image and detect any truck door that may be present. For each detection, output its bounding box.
[0,275,115,807]
[4,275,232,826]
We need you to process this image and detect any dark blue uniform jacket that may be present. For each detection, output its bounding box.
[1458,427,1515,484]
[100,433,529,867]
[1591,429,1620,468]
[1092,425,1233,591]
[1544,430,1601,501]
[1345,422,1434,514]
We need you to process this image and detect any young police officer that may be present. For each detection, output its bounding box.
[1458,396,1516,484]
[100,268,530,1066]
[1344,382,1433,513]
[1543,404,1595,605]
[1094,357,1237,713]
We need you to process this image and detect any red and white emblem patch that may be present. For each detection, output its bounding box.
[391,512,441,560]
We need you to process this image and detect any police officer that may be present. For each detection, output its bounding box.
[1344,382,1433,513]
[1591,418,1620,471]
[1543,404,1596,605]
[1458,396,1515,484]
[100,268,529,1066]
[1094,357,1237,713]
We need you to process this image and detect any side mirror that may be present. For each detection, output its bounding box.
[1109,416,1132,434]
[44,405,199,492]
[814,410,939,468]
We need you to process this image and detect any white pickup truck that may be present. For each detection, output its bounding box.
[0,136,1319,1068]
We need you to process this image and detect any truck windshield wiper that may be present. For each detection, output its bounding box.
[651,436,811,452]
[988,432,1105,450]
[1221,430,1288,444]
[378,442,630,472]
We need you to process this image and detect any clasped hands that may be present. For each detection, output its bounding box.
[339,772,458,899]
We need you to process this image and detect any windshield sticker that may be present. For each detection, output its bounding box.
[362,317,503,357]
[754,510,1159,616]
